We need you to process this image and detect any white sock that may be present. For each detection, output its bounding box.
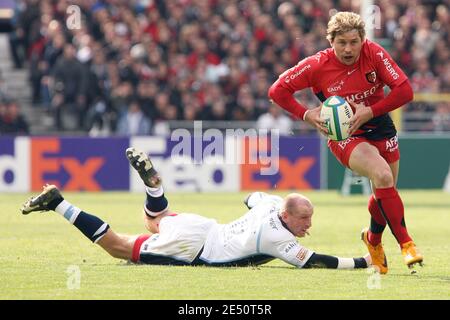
[146,186,164,197]
[55,200,81,224]
[337,257,356,269]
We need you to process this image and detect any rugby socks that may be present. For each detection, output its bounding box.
[338,257,368,269]
[51,197,110,243]
[367,195,386,245]
[375,187,412,245]
[305,253,368,269]
[144,186,169,217]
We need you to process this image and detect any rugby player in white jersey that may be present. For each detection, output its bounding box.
[21,148,370,270]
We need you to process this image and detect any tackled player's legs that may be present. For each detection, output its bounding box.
[21,184,137,261]
[126,147,171,234]
[97,230,137,260]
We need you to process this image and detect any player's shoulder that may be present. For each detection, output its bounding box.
[362,39,389,60]
[364,39,384,50]
[266,194,284,204]
[256,193,283,206]
[281,49,332,84]
[260,195,283,212]
[163,213,215,224]
[301,48,334,68]
[262,211,296,242]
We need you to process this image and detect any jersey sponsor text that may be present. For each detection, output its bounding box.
[284,64,311,83]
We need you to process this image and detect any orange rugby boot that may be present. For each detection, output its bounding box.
[401,241,424,270]
[361,227,388,274]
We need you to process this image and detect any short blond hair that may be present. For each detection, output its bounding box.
[326,11,366,42]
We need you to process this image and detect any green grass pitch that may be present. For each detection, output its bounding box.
[1,190,449,300]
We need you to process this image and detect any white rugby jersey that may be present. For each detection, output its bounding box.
[199,194,314,267]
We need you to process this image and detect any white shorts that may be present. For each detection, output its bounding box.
[133,213,217,265]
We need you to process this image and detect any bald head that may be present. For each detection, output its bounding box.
[283,193,313,215]
[280,193,313,237]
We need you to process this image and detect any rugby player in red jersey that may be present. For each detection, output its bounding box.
[268,11,423,274]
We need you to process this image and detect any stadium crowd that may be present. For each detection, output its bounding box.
[0,97,29,135]
[4,0,450,135]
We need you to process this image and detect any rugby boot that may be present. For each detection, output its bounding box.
[361,227,388,274]
[401,241,423,269]
[126,147,162,188]
[20,184,62,215]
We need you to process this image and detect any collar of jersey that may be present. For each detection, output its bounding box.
[277,213,295,235]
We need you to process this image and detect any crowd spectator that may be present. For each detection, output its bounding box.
[116,99,151,136]
[0,70,7,101]
[51,43,87,130]
[257,104,293,136]
[10,0,450,134]
[0,99,30,135]
[411,58,439,93]
[8,0,40,70]
[431,102,450,132]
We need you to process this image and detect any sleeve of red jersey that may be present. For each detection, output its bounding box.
[371,41,408,88]
[369,42,413,117]
[268,56,318,120]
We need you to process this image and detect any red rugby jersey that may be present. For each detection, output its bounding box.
[269,39,413,139]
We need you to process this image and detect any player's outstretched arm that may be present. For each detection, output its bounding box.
[302,252,370,269]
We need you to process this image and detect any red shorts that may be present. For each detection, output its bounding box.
[328,135,400,168]
[132,234,151,263]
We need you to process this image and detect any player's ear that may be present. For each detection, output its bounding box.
[280,210,289,222]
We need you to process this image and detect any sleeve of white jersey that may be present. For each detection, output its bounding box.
[258,226,314,268]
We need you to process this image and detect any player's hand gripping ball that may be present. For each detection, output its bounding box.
[320,96,354,141]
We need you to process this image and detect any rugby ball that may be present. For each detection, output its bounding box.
[320,96,354,141]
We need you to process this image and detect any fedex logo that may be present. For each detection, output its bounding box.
[0,137,30,192]
[129,136,239,192]
[1,137,130,192]
[241,136,320,190]
[1,136,321,192]
[30,138,129,191]
[31,138,104,190]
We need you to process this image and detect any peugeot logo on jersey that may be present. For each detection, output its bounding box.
[366,71,377,83]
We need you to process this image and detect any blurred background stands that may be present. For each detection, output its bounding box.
[0,0,449,136]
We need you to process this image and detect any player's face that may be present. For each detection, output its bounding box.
[331,30,363,65]
[284,211,312,238]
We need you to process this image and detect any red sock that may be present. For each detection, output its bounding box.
[368,195,386,245]
[375,187,412,245]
